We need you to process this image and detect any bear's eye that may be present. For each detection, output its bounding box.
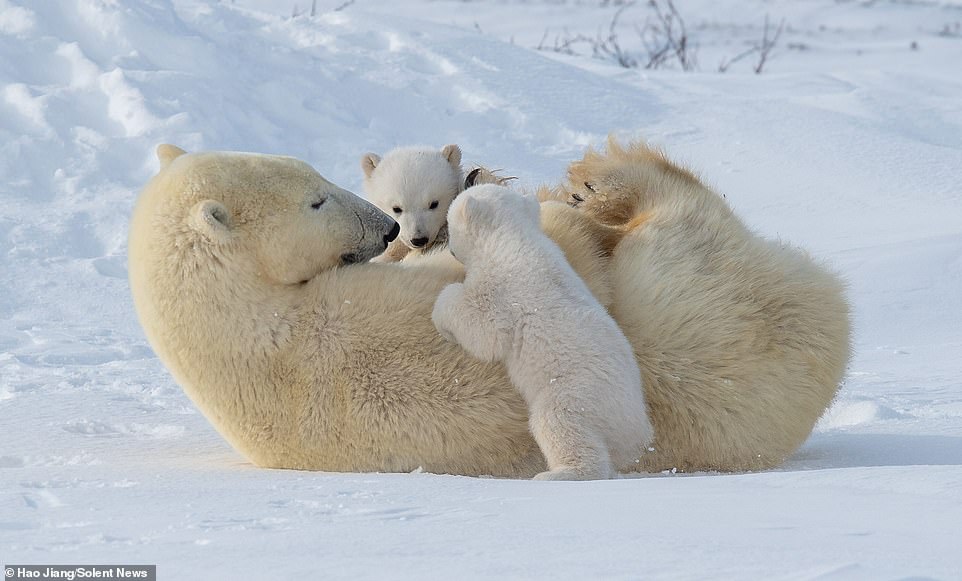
[583,182,597,193]
[393,206,402,215]
[429,200,439,210]
[311,198,326,210]
[571,193,585,203]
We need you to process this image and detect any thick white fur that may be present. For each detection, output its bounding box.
[361,145,462,260]
[129,140,849,476]
[432,185,654,480]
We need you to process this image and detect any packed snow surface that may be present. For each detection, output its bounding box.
[1,0,961,579]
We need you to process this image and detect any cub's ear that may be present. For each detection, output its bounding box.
[441,144,462,168]
[522,194,541,221]
[463,167,482,190]
[189,200,233,244]
[463,195,491,223]
[157,144,187,169]
[361,153,381,178]
[448,196,467,224]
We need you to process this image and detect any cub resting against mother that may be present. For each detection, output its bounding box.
[128,138,850,477]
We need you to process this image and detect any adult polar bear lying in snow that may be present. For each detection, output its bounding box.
[128,140,850,476]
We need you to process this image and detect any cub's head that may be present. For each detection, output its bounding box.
[137,145,399,286]
[445,184,541,266]
[360,144,462,251]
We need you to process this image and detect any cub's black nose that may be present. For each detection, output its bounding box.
[411,237,429,248]
[384,222,400,246]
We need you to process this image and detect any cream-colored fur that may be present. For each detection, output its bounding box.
[432,185,653,480]
[558,138,852,471]
[129,140,849,476]
[130,144,614,476]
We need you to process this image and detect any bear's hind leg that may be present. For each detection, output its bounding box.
[564,138,708,227]
[528,404,613,481]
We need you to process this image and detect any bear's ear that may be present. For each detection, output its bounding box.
[441,144,462,168]
[189,200,233,244]
[157,144,187,169]
[463,195,491,224]
[521,194,541,221]
[360,153,381,178]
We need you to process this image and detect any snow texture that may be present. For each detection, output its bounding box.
[1,0,961,579]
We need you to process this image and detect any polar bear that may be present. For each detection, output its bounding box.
[361,145,514,262]
[361,145,463,262]
[128,139,849,476]
[432,185,654,480]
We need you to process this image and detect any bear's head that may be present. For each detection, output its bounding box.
[139,145,399,286]
[445,184,541,266]
[360,144,462,251]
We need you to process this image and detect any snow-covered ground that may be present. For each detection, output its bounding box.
[2,0,961,579]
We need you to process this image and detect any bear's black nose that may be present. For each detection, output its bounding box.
[384,222,400,246]
[411,237,429,248]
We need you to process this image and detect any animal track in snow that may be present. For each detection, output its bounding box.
[62,420,185,439]
[817,400,904,430]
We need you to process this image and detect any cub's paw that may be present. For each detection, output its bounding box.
[435,325,456,344]
[431,283,464,343]
[532,466,610,481]
[373,239,410,263]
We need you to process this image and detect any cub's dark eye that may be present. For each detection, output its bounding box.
[311,199,326,210]
[393,206,402,215]
[583,182,597,192]
[429,200,439,210]
[571,193,585,202]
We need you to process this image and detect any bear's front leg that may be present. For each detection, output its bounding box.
[431,284,504,362]
[431,283,466,344]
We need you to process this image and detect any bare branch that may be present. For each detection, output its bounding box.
[754,15,785,74]
[534,0,697,72]
[718,14,785,74]
[718,46,756,73]
[638,0,697,71]
[536,4,639,68]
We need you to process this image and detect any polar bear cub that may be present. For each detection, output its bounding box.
[432,185,654,480]
[361,145,463,261]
